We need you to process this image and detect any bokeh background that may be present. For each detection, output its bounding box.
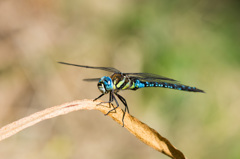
[0,0,240,159]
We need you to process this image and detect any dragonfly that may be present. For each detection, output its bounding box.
[59,62,205,127]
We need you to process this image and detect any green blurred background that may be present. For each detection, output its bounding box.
[0,0,240,159]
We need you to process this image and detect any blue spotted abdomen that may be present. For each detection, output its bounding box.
[133,79,204,93]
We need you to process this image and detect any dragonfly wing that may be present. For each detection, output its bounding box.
[83,78,100,82]
[125,73,178,82]
[135,77,181,85]
[59,62,121,73]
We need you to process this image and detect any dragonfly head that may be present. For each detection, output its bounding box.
[97,76,113,94]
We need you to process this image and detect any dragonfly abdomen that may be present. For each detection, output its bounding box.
[133,79,204,93]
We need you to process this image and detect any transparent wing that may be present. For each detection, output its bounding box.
[125,73,178,82]
[134,77,181,85]
[83,73,179,83]
[83,78,100,82]
[58,62,121,73]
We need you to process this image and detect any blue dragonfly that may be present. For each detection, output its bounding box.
[59,62,204,127]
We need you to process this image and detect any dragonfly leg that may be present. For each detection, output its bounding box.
[96,92,114,107]
[115,93,129,113]
[108,92,113,108]
[93,93,105,101]
[115,93,129,127]
[105,92,119,116]
[100,92,127,127]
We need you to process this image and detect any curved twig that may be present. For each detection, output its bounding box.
[0,99,186,159]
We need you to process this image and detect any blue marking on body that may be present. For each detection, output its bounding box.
[135,80,145,88]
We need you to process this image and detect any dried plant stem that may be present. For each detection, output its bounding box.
[0,99,186,159]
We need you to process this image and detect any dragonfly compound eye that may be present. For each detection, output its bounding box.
[98,76,113,93]
[97,82,107,94]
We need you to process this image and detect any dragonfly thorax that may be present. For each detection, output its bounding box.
[97,76,114,94]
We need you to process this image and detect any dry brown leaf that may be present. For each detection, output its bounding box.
[0,99,186,159]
